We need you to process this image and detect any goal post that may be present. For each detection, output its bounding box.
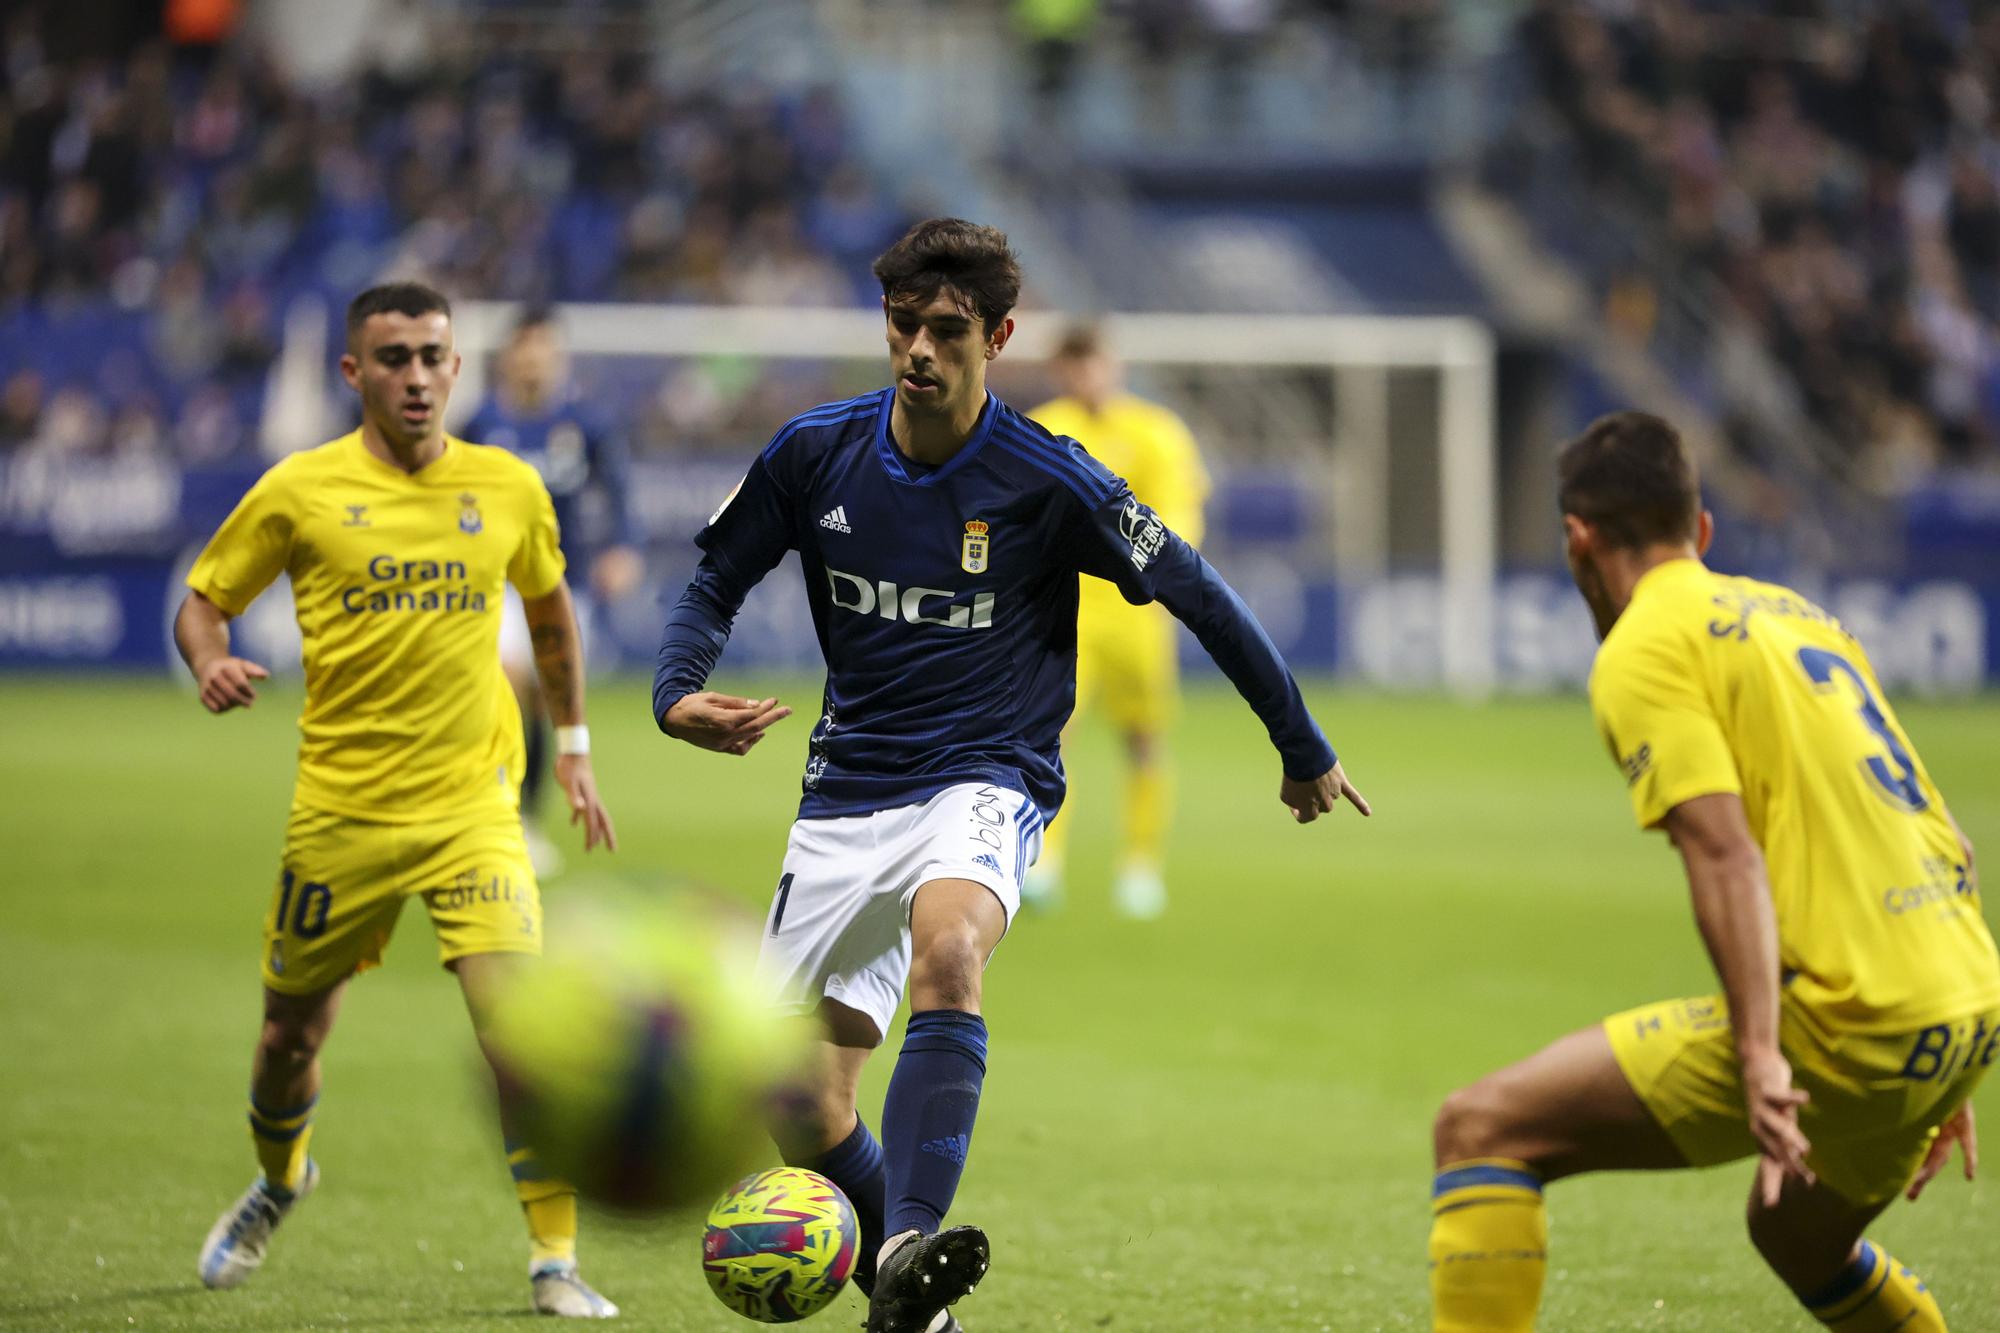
[451,302,1499,696]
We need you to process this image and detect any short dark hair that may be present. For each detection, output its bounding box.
[1556,411,1702,550]
[509,302,559,338]
[1052,322,1106,361]
[345,282,451,348]
[872,218,1021,334]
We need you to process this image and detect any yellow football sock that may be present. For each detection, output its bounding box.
[509,1141,578,1270]
[247,1092,315,1194]
[1429,1158,1547,1333]
[1805,1241,1946,1331]
[1121,759,1170,868]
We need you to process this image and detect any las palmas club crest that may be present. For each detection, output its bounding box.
[961,519,989,574]
[459,492,483,535]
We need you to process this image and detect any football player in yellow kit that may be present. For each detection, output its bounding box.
[1028,325,1210,917]
[1426,412,1998,1331]
[177,283,621,1318]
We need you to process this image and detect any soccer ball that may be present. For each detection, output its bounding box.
[482,892,806,1211]
[703,1167,860,1322]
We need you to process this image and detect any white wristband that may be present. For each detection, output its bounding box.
[555,725,591,756]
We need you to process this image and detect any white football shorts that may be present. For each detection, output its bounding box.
[756,782,1043,1039]
[500,585,595,674]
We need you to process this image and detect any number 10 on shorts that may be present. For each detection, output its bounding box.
[275,868,333,939]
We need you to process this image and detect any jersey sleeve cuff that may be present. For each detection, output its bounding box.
[1638,778,1745,829]
[1281,736,1339,782]
[511,570,566,602]
[186,578,248,618]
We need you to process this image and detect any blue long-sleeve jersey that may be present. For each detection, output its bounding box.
[460,390,636,560]
[654,387,1336,822]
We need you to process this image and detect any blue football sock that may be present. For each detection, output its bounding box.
[797,1115,886,1294]
[881,1009,988,1239]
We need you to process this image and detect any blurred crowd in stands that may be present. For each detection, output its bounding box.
[1512,0,2000,487]
[0,2,909,467]
[1013,0,1447,129]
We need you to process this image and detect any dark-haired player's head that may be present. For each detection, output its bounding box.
[500,304,568,410]
[341,281,459,452]
[1556,410,1713,637]
[873,218,1021,424]
[1050,322,1120,412]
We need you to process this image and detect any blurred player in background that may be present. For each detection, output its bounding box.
[1029,325,1210,918]
[176,283,620,1319]
[655,218,1368,1333]
[1427,413,1999,1332]
[462,306,642,877]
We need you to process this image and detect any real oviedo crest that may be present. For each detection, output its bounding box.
[960,519,989,574]
[459,492,483,535]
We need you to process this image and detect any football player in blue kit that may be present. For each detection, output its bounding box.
[463,307,642,874]
[653,218,1370,1333]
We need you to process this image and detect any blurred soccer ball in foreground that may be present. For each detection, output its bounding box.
[483,892,805,1211]
[703,1167,860,1322]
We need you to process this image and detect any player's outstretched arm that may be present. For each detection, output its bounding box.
[521,579,616,852]
[660,692,792,756]
[1090,501,1367,821]
[654,448,799,756]
[174,591,270,713]
[1664,791,1811,1205]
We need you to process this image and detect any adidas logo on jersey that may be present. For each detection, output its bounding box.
[819,506,852,534]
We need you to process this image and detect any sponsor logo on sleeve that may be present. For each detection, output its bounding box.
[1119,500,1167,572]
[709,476,745,526]
[1619,743,1652,787]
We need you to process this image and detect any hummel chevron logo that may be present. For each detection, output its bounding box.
[819,505,852,534]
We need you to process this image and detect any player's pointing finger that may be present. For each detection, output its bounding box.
[1340,776,1372,817]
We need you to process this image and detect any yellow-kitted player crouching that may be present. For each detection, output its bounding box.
[177,283,620,1319]
[1427,411,2000,1331]
[1029,325,1210,918]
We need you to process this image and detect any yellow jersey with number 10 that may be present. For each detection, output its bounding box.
[187,430,566,824]
[1588,558,2000,1032]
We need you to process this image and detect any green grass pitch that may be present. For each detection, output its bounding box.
[3,676,1997,1331]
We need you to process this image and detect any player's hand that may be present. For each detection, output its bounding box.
[663,692,793,757]
[590,545,645,602]
[195,656,270,713]
[1743,1047,1814,1206]
[1907,1103,1977,1201]
[554,753,617,852]
[1280,761,1372,824]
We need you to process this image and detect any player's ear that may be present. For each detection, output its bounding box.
[985,316,1014,361]
[339,353,361,391]
[1560,512,1592,561]
[1695,509,1714,556]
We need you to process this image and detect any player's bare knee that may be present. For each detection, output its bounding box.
[258,988,336,1064]
[256,1014,324,1072]
[1433,1081,1519,1165]
[908,930,984,1012]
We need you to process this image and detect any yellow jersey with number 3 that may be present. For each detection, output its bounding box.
[1589,558,2000,1032]
[187,430,565,823]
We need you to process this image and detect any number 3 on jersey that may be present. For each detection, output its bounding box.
[1796,646,1928,813]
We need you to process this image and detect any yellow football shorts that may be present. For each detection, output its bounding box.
[1074,613,1179,733]
[262,804,542,995]
[1606,992,2000,1206]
